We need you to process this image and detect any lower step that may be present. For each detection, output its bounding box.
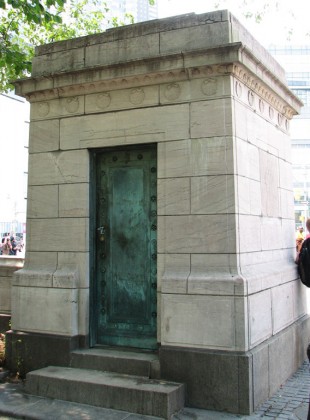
[26,366,185,419]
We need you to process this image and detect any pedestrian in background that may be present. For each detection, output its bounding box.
[296,226,305,253]
[1,236,11,255]
[9,236,17,255]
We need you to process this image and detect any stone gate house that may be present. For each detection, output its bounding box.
[2,9,308,416]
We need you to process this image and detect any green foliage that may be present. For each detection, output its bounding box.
[0,0,155,92]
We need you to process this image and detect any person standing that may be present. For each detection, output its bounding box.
[9,236,17,256]
[296,226,305,253]
[1,236,12,256]
[306,219,310,239]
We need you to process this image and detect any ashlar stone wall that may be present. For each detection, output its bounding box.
[8,10,308,414]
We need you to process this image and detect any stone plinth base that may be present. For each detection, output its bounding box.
[160,315,310,414]
[5,330,87,377]
[5,316,310,414]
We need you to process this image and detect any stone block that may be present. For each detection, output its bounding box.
[158,214,237,254]
[31,96,84,121]
[237,176,261,215]
[85,33,160,67]
[32,48,85,77]
[29,120,60,153]
[293,280,307,320]
[59,183,89,217]
[268,327,295,397]
[159,317,308,414]
[5,330,80,375]
[188,253,243,296]
[272,282,294,334]
[248,290,272,347]
[235,138,260,181]
[85,85,159,114]
[279,159,294,190]
[0,277,11,312]
[233,100,269,147]
[157,292,161,344]
[70,348,159,377]
[160,21,230,55]
[25,366,185,419]
[160,253,190,294]
[190,99,233,138]
[279,188,294,219]
[237,354,253,414]
[12,253,56,289]
[158,140,191,178]
[191,137,234,176]
[52,267,79,289]
[28,150,89,186]
[158,137,234,179]
[234,297,248,350]
[22,252,57,271]
[280,218,296,250]
[11,286,78,335]
[27,218,88,252]
[159,80,192,105]
[13,268,53,288]
[27,185,58,218]
[238,215,262,253]
[243,257,297,295]
[259,150,280,217]
[60,104,189,150]
[252,344,269,409]
[159,347,242,413]
[161,294,235,349]
[157,178,190,215]
[78,288,89,336]
[260,217,282,251]
[191,175,235,214]
[57,252,89,288]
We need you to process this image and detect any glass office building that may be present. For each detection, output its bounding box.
[106,0,158,24]
[269,46,310,228]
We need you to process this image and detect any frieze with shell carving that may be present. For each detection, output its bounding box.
[65,97,79,114]
[201,78,217,96]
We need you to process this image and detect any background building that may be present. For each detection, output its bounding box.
[0,0,157,244]
[0,93,29,239]
[106,0,158,24]
[269,46,310,229]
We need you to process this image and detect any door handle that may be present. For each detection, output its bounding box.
[97,226,106,242]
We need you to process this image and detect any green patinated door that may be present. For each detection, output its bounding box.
[94,145,157,350]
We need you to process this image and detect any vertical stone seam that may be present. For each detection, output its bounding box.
[55,183,60,285]
[188,94,192,296]
[58,114,61,151]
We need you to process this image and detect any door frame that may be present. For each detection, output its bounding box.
[89,144,158,348]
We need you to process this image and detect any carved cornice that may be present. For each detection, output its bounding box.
[231,63,298,120]
[14,50,300,125]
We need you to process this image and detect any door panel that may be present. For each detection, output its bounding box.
[94,146,157,349]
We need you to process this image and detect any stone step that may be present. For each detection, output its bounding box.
[25,366,185,419]
[70,348,160,378]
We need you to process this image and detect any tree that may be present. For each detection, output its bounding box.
[0,0,154,92]
[1,0,305,93]
[213,0,309,43]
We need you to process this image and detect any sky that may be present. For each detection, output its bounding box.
[157,0,310,48]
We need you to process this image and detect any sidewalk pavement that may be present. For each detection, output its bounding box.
[0,361,310,420]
